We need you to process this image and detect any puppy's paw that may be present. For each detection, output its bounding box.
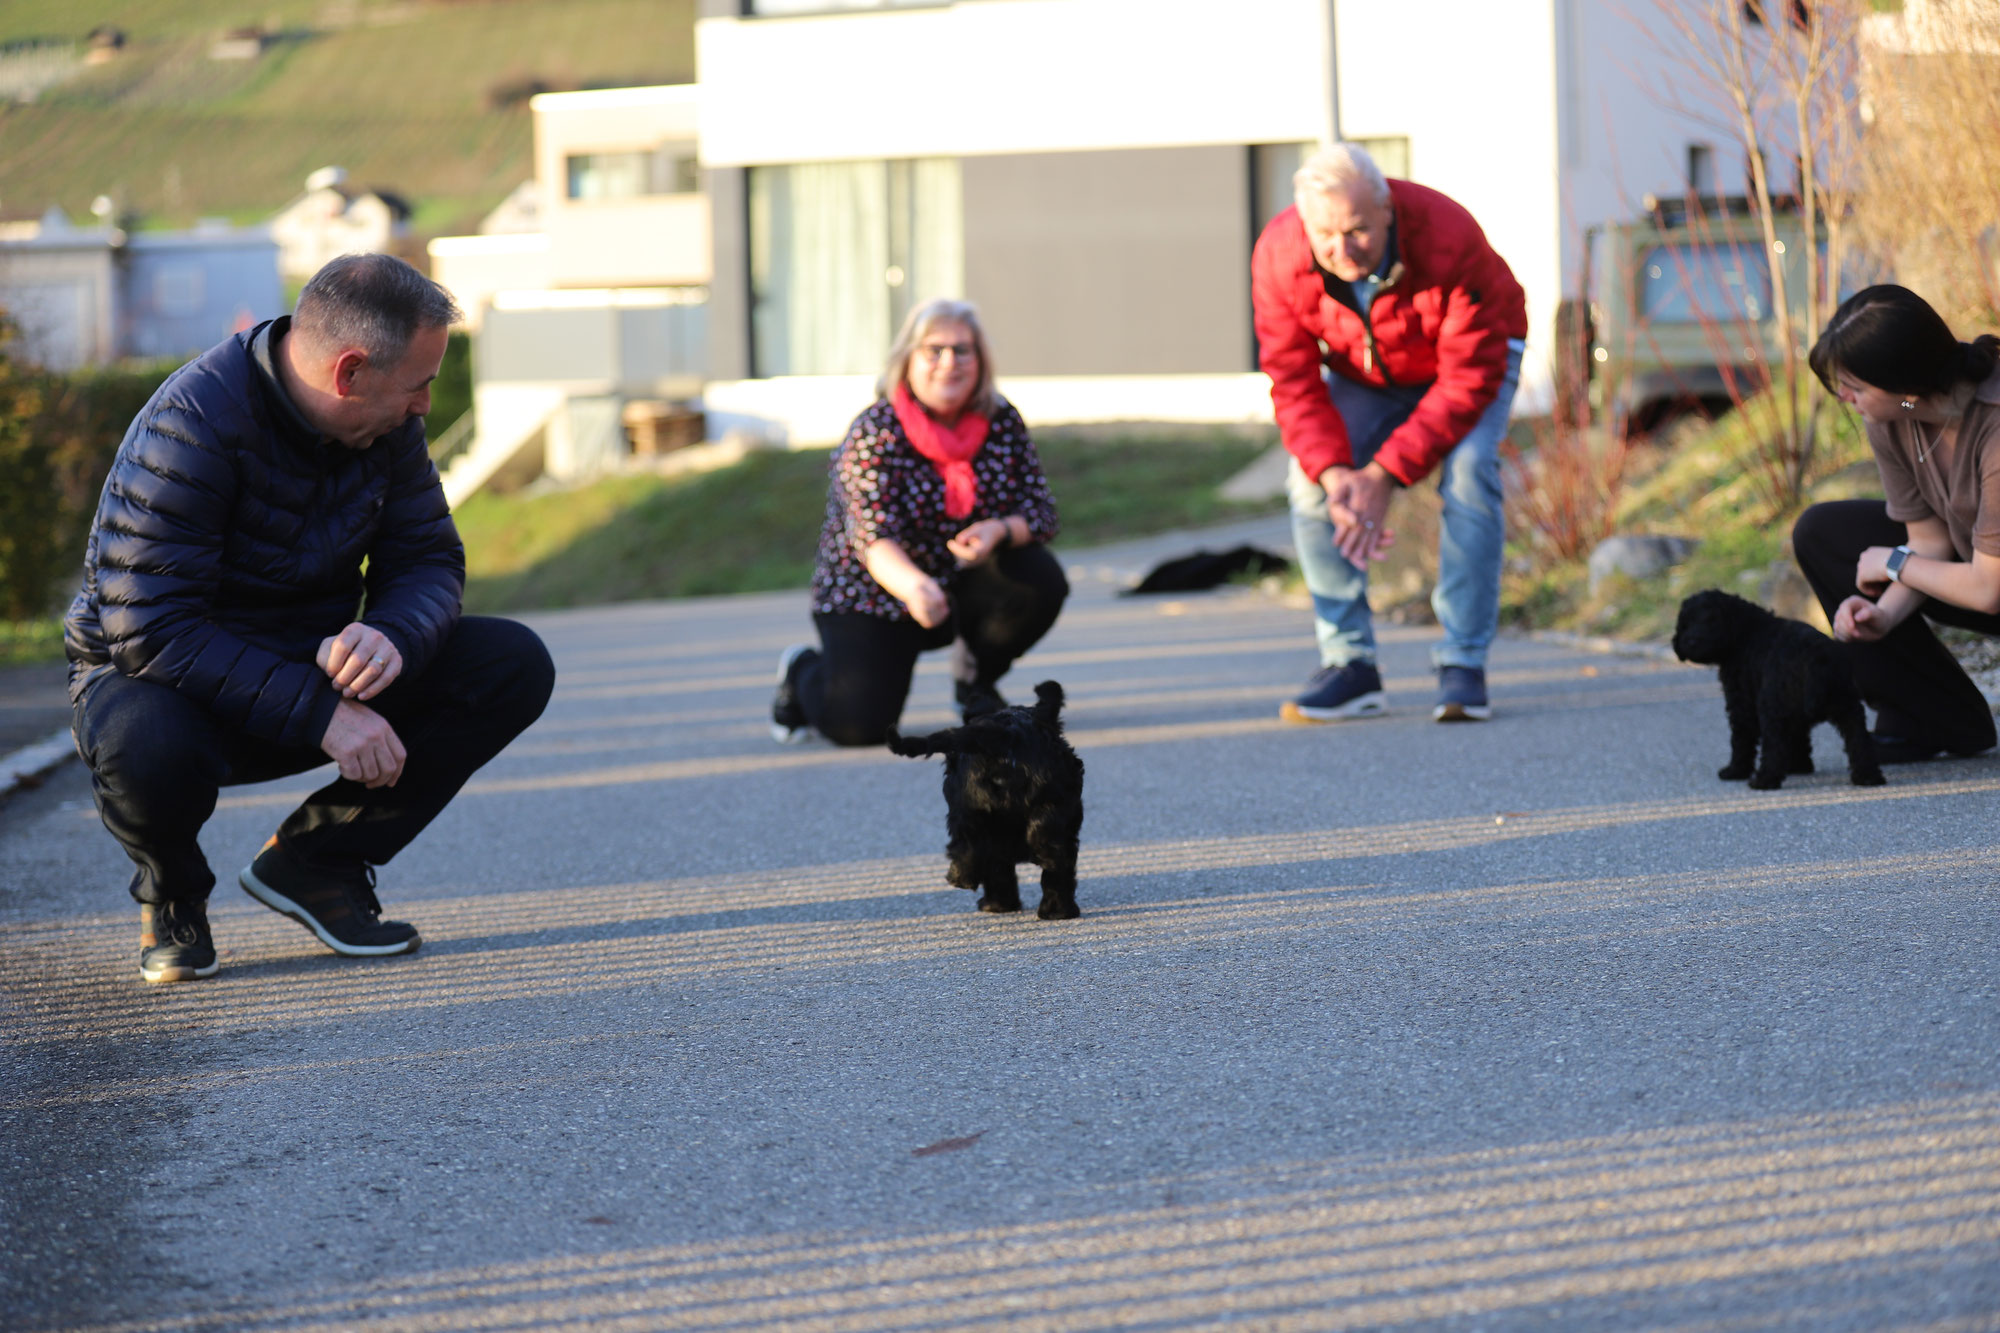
[977,892,1023,914]
[1850,767,1887,787]
[1747,771,1785,790]
[1718,763,1752,781]
[1036,897,1081,921]
[1788,756,1816,775]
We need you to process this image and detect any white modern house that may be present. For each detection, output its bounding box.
[427,85,709,502]
[427,0,1774,495]
[693,0,1746,443]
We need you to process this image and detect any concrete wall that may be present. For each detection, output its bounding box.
[478,293,707,394]
[533,85,710,288]
[962,146,1252,376]
[0,241,116,370]
[427,234,554,331]
[122,231,284,360]
[695,0,1337,165]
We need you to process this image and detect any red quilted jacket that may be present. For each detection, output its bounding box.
[1251,179,1528,486]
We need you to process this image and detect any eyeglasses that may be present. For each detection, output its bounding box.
[918,341,977,364]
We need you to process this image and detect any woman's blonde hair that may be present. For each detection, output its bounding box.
[877,297,998,418]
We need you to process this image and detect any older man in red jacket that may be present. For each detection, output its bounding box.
[1253,142,1528,723]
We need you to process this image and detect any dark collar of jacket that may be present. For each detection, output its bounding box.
[1313,221,1405,315]
[247,316,333,450]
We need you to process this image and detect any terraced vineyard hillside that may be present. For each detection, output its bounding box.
[0,0,694,235]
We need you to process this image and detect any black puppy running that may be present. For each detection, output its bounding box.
[1672,589,1885,790]
[887,680,1085,919]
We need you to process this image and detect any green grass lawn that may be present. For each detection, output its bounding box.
[1501,399,1878,641]
[454,427,1280,614]
[0,618,64,668]
[0,0,694,234]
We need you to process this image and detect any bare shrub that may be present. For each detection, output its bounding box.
[1853,1,2000,332]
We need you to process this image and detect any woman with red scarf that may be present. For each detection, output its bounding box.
[772,299,1065,746]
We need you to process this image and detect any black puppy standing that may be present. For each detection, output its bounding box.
[1672,589,1884,790]
[887,680,1085,919]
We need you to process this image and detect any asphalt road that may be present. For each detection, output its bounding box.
[3,518,1997,1331]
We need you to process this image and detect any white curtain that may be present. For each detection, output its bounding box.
[750,158,963,376]
[902,157,964,323]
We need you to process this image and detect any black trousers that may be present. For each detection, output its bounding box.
[1792,499,1999,753]
[803,543,1069,746]
[73,615,557,905]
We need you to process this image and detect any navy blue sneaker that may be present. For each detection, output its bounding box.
[1280,660,1386,723]
[1433,665,1491,722]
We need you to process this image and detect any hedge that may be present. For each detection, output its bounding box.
[0,329,473,620]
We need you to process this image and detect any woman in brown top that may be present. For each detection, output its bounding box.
[770,298,1065,747]
[1793,284,2000,761]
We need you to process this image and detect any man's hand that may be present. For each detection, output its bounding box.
[321,698,407,788]
[1323,462,1397,566]
[318,622,403,701]
[1833,595,1890,642]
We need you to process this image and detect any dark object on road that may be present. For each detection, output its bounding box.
[1122,545,1289,595]
[1672,589,1884,790]
[887,680,1085,919]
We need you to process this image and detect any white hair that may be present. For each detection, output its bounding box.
[1293,142,1391,210]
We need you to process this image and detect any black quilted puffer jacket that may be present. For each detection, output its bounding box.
[65,320,465,751]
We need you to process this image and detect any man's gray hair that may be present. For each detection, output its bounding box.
[1294,142,1392,210]
[293,252,461,365]
[877,297,998,419]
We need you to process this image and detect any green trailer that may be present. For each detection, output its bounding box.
[1576,196,1820,433]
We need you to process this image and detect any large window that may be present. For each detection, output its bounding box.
[566,147,699,201]
[1637,242,1772,323]
[749,158,963,376]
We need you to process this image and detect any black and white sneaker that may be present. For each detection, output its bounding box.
[771,644,821,744]
[239,838,421,957]
[139,899,219,984]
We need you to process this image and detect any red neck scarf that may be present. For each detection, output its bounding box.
[892,382,988,520]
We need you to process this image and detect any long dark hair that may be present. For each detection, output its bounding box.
[1809,284,2000,399]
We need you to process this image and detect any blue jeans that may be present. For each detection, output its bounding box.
[1286,339,1523,671]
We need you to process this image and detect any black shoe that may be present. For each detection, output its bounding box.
[1869,732,1944,765]
[139,899,218,984]
[239,838,421,957]
[955,680,1007,720]
[771,644,820,744]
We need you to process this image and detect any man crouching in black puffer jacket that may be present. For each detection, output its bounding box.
[65,253,556,983]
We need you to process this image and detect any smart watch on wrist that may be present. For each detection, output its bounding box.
[1886,545,1913,583]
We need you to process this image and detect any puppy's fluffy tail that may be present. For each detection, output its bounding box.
[885,725,961,759]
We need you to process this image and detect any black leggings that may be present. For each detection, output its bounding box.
[801,543,1069,746]
[1792,499,1999,753]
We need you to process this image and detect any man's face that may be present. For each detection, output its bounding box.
[335,324,449,449]
[1297,184,1393,283]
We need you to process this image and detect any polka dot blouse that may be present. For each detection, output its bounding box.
[810,396,1061,621]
